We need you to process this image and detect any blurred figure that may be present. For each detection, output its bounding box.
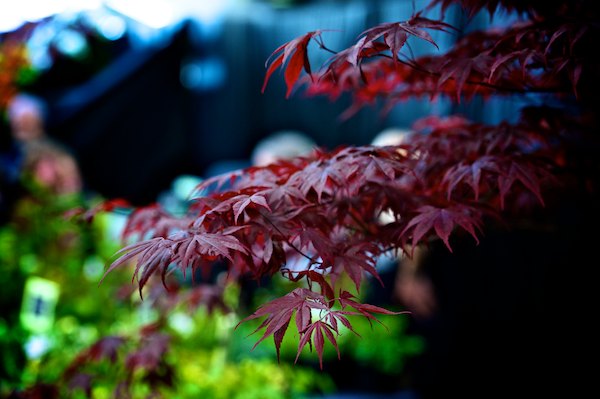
[7,93,46,143]
[6,93,82,196]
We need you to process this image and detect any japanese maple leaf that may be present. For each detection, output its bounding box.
[238,288,328,361]
[497,160,548,209]
[338,290,408,325]
[288,158,352,201]
[87,336,126,363]
[296,227,335,261]
[442,156,502,201]
[332,245,381,291]
[226,193,271,223]
[102,237,175,298]
[174,229,249,267]
[125,333,170,372]
[359,148,413,188]
[121,204,169,239]
[295,320,339,369]
[282,268,335,300]
[359,15,454,61]
[322,15,453,84]
[262,31,322,97]
[401,205,483,251]
[488,49,544,85]
[437,52,495,101]
[64,336,127,380]
[71,198,131,223]
[256,180,307,209]
[296,306,373,369]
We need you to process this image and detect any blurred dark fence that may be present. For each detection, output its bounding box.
[28,0,515,204]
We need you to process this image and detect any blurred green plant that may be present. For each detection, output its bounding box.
[0,183,333,398]
[51,282,333,399]
[0,183,129,395]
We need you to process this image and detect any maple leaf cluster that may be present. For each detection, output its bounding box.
[62,329,174,398]
[264,2,597,116]
[95,0,598,367]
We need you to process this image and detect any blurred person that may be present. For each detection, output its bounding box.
[0,94,44,222]
[6,93,82,196]
[7,93,46,143]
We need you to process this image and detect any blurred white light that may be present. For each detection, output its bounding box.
[103,211,128,243]
[19,0,89,23]
[0,9,25,33]
[107,0,175,29]
[0,0,103,33]
[187,0,231,24]
[28,23,57,48]
[168,312,195,337]
[20,1,65,23]
[55,29,88,57]
[83,255,105,281]
[26,23,57,69]
[172,174,204,200]
[24,335,52,359]
[97,14,126,40]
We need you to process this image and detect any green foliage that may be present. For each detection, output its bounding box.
[0,187,130,394]
[0,185,332,397]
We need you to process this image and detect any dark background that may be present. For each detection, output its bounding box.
[3,0,518,205]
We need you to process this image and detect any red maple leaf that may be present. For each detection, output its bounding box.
[238,288,326,361]
[338,290,408,324]
[442,155,502,201]
[401,204,483,251]
[331,245,381,291]
[295,320,339,369]
[262,31,322,97]
[359,14,454,58]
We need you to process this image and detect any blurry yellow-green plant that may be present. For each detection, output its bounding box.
[0,183,133,395]
[0,183,333,398]
[40,279,333,399]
